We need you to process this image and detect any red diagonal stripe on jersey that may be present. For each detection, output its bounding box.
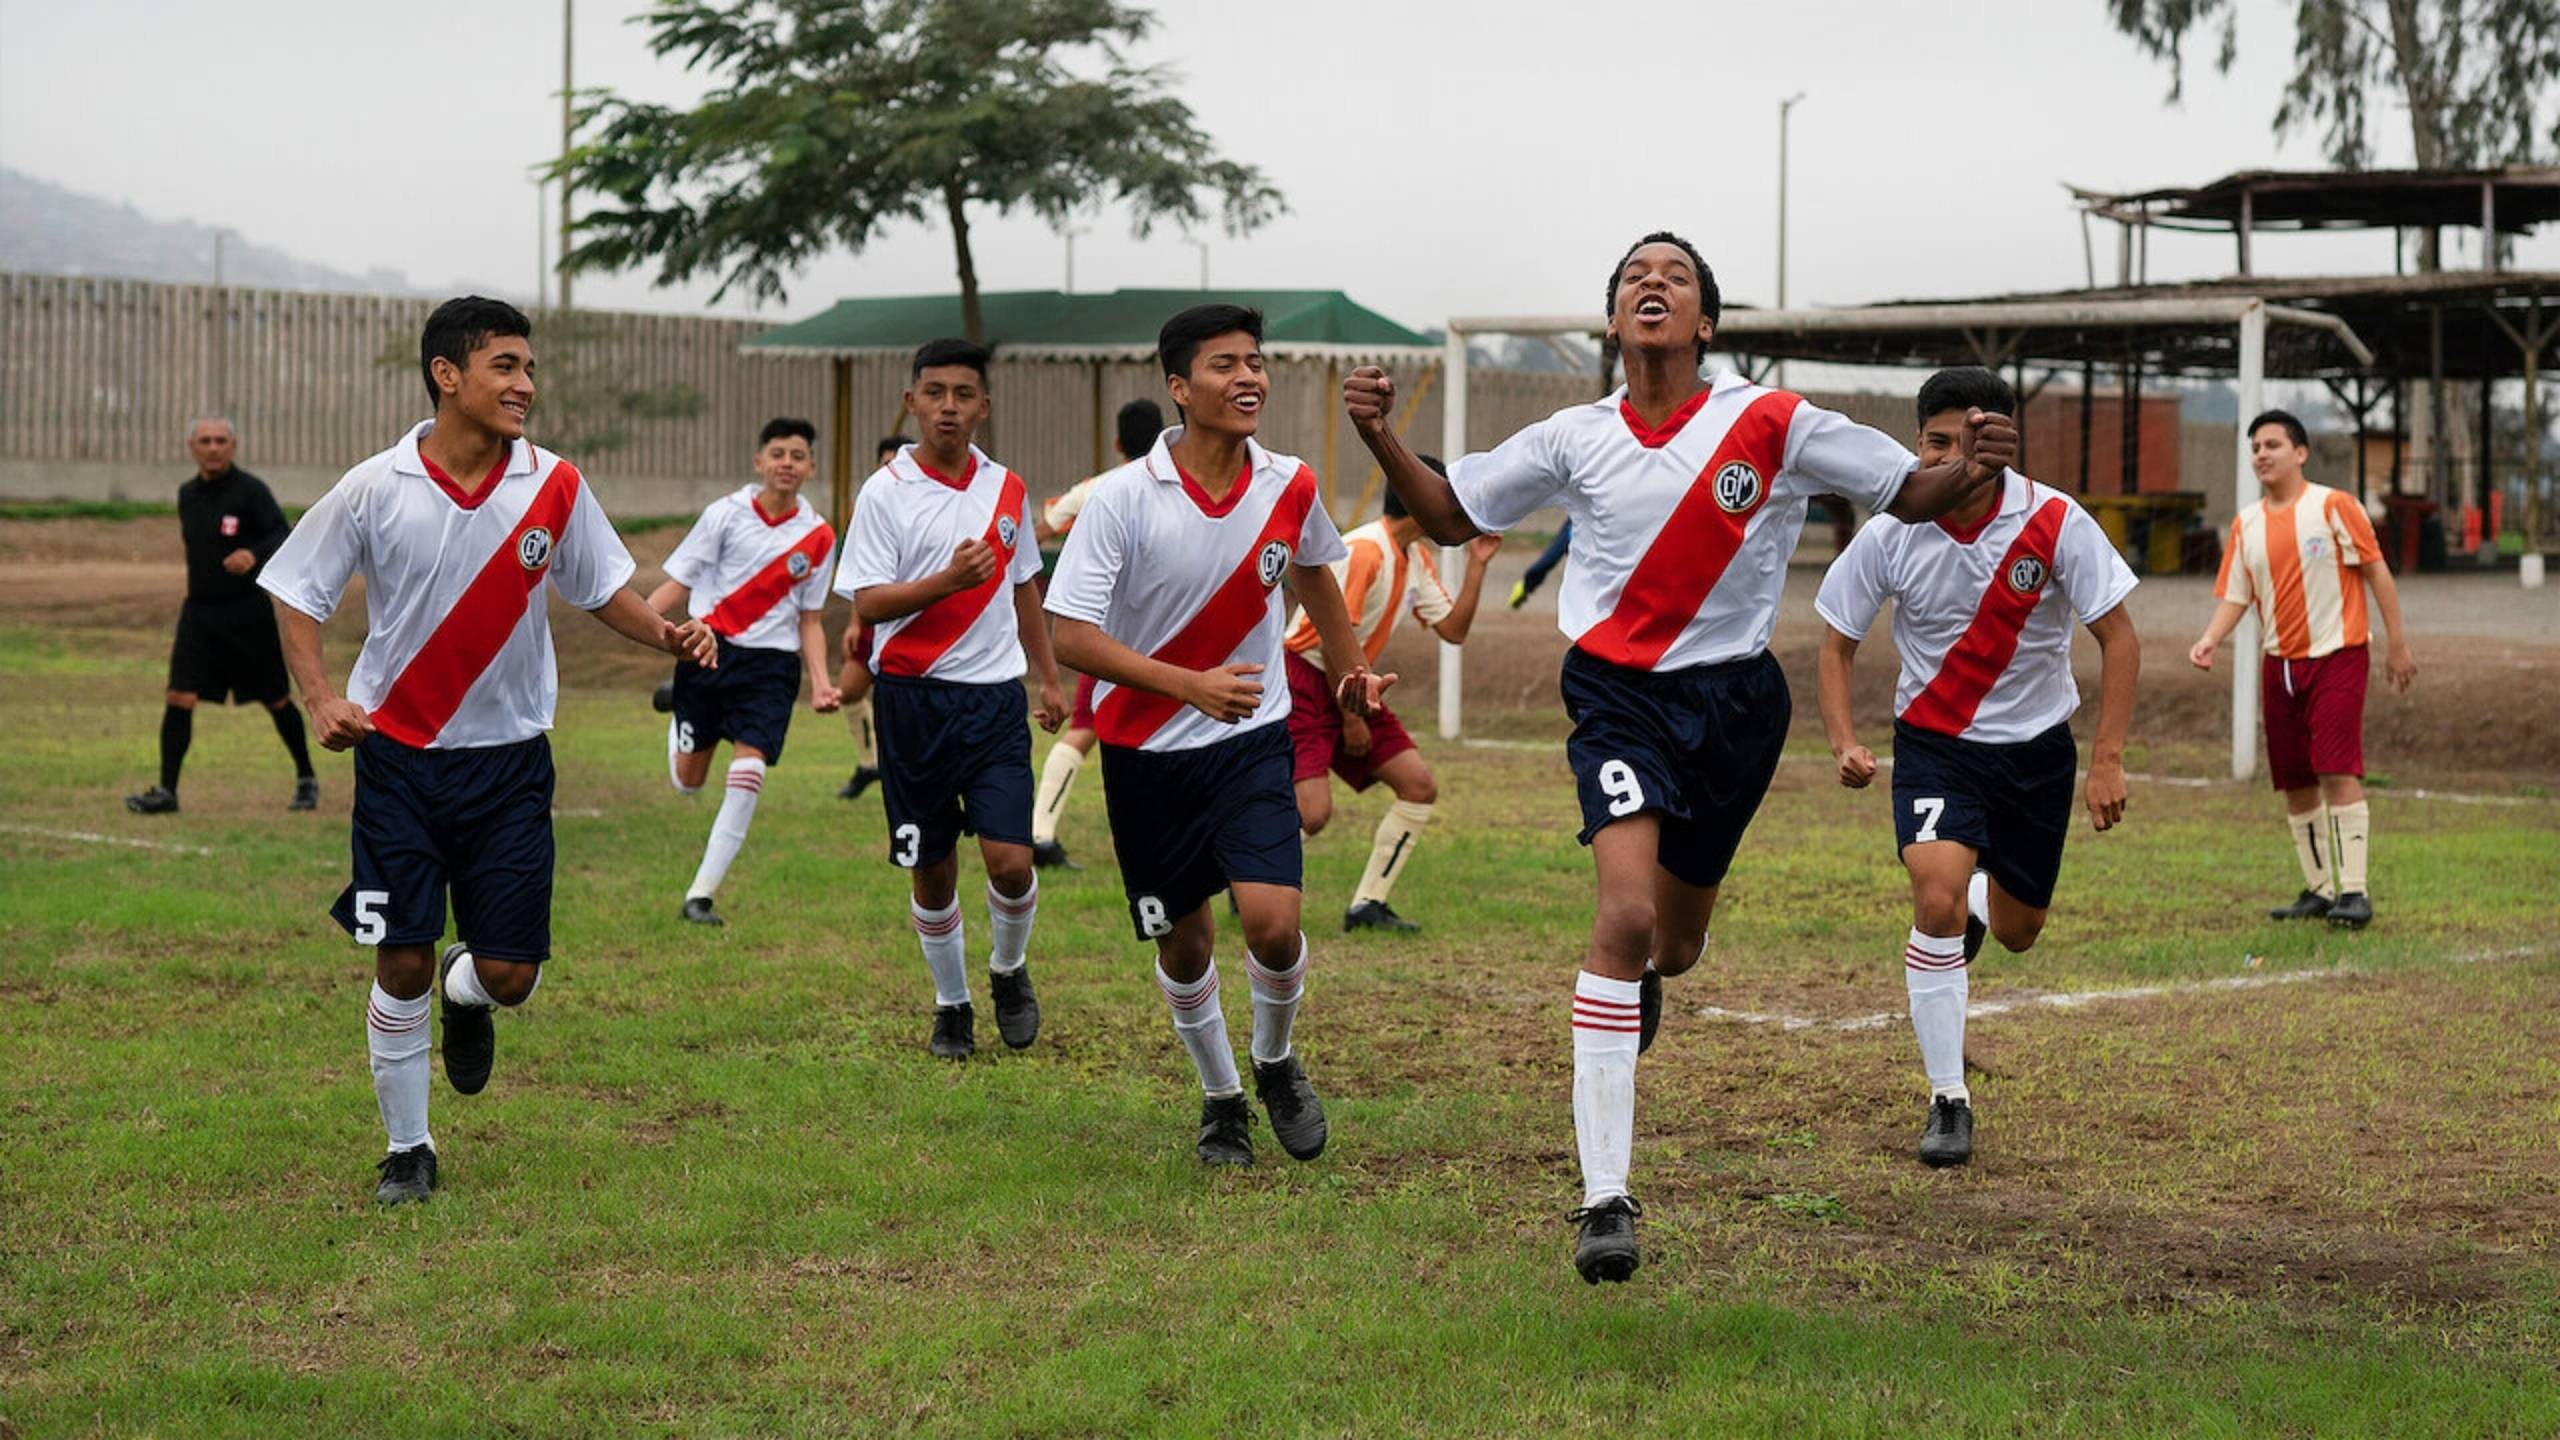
[704,521,834,638]
[1898,497,2070,737]
[875,471,1026,678]
[1093,465,1319,748]
[1574,390,1801,670]
[370,460,582,748]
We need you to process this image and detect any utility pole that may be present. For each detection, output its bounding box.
[1775,91,1805,388]
[536,180,549,308]
[1191,239,1209,290]
[559,0,575,310]
[1062,225,1089,292]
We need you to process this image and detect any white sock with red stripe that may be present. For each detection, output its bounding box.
[987,877,1037,975]
[1905,927,1969,1102]
[1571,971,1641,1207]
[912,899,969,1007]
[366,982,433,1153]
[686,758,764,901]
[1244,935,1307,1064]
[668,718,701,794]
[1157,960,1243,1097]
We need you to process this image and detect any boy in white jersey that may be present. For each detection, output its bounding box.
[1028,398,1165,872]
[838,339,1067,1060]
[1344,233,2015,1283]
[260,297,717,1206]
[1282,462,1499,933]
[645,417,841,927]
[1814,367,2141,1168]
[1048,304,1388,1168]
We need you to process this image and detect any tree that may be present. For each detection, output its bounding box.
[558,0,1285,341]
[2106,0,2559,171]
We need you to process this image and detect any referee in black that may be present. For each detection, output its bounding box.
[124,418,317,814]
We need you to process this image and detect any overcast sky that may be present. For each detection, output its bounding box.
[6,0,2554,329]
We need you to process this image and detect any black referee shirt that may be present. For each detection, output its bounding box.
[178,466,290,605]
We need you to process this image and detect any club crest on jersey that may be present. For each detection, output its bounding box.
[786,551,812,579]
[2303,531,2330,562]
[996,515,1018,549]
[1256,539,1292,588]
[517,527,555,572]
[2007,554,2049,595]
[1712,461,1763,514]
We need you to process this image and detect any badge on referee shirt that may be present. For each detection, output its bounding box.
[2007,554,2049,594]
[219,514,240,537]
[1256,539,1291,588]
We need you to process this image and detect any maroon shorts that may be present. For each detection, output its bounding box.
[1286,652,1415,791]
[1069,673,1097,731]
[2261,645,2367,791]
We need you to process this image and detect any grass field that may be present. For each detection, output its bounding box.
[7,620,2560,1437]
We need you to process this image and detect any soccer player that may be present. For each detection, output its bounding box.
[1029,398,1166,871]
[2189,410,2417,929]
[1814,366,2141,1169]
[259,297,717,1206]
[1507,520,1573,610]
[124,417,318,815]
[1048,304,1388,1168]
[835,434,909,802]
[1343,232,2014,1282]
[1283,460,1499,932]
[837,341,1066,1060]
[644,417,841,927]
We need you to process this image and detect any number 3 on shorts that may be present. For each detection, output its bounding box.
[1599,759,1644,818]
[1135,895,1171,937]
[892,823,921,867]
[352,889,390,944]
[1911,797,1945,844]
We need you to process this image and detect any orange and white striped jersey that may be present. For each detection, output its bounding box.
[1042,474,1102,534]
[2215,482,2383,659]
[1283,520,1456,668]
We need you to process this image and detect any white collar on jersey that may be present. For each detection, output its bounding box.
[881,441,995,487]
[1139,426,1273,486]
[389,419,534,479]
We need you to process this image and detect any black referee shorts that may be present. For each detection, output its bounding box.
[168,595,289,705]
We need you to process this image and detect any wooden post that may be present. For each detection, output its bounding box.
[830,356,853,534]
[1321,357,1341,520]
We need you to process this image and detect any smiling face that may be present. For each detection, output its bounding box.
[2250,422,2309,489]
[1166,330,1266,440]
[432,334,535,440]
[754,434,813,498]
[188,420,235,477]
[1916,408,1969,469]
[904,365,989,455]
[1606,241,1712,362]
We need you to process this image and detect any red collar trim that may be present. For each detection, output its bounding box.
[912,454,978,491]
[420,448,512,510]
[1619,389,1713,449]
[1176,455,1255,518]
[1935,474,2015,544]
[750,493,797,526]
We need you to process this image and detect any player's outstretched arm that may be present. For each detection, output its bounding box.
[854,540,999,624]
[1429,536,1505,644]
[2085,603,2139,831]
[1884,409,2017,523]
[1815,626,1876,788]
[2187,598,2251,670]
[1343,366,1483,545]
[1288,562,1394,718]
[1012,581,1068,732]
[1052,618,1263,725]
[797,609,841,713]
[276,606,372,751]
[591,588,717,666]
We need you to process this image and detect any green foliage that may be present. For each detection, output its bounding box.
[557,0,1285,336]
[2105,0,2560,168]
[0,499,178,521]
[371,308,706,461]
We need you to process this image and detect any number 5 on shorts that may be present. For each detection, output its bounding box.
[352,889,390,944]
[1599,759,1644,818]
[1911,797,1945,844]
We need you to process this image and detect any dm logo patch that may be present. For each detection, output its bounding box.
[786,551,812,579]
[2006,554,2049,595]
[996,515,1018,550]
[517,527,555,572]
[1256,539,1292,588]
[1712,461,1763,514]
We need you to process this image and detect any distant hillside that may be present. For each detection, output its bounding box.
[0,167,428,294]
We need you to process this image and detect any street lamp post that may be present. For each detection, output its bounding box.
[1190,239,1210,290]
[1062,225,1090,292]
[1776,91,1805,388]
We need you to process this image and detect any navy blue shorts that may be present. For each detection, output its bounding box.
[672,638,800,763]
[1100,722,1300,940]
[872,673,1034,867]
[1560,646,1790,889]
[1890,718,2077,910]
[331,735,555,962]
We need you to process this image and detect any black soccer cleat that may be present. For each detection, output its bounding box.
[838,766,881,801]
[124,786,178,815]
[1569,1196,1642,1284]
[680,896,724,927]
[1637,968,1662,1054]
[991,965,1041,1049]
[651,679,676,714]
[929,1002,975,1060]
[1196,1093,1255,1167]
[2327,891,2373,929]
[1251,1053,1328,1161]
[1343,900,1420,934]
[438,943,495,1097]
[2268,889,2334,921]
[1919,1095,1974,1168]
[374,1144,438,1206]
[1030,839,1081,871]
[290,776,320,812]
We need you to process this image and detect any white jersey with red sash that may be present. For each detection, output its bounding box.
[662,485,835,652]
[259,421,636,749]
[1447,373,1918,672]
[833,443,1039,685]
[1815,471,2137,743]
[1043,429,1350,753]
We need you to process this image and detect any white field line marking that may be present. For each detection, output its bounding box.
[552,807,606,819]
[0,823,214,857]
[1699,939,2560,1034]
